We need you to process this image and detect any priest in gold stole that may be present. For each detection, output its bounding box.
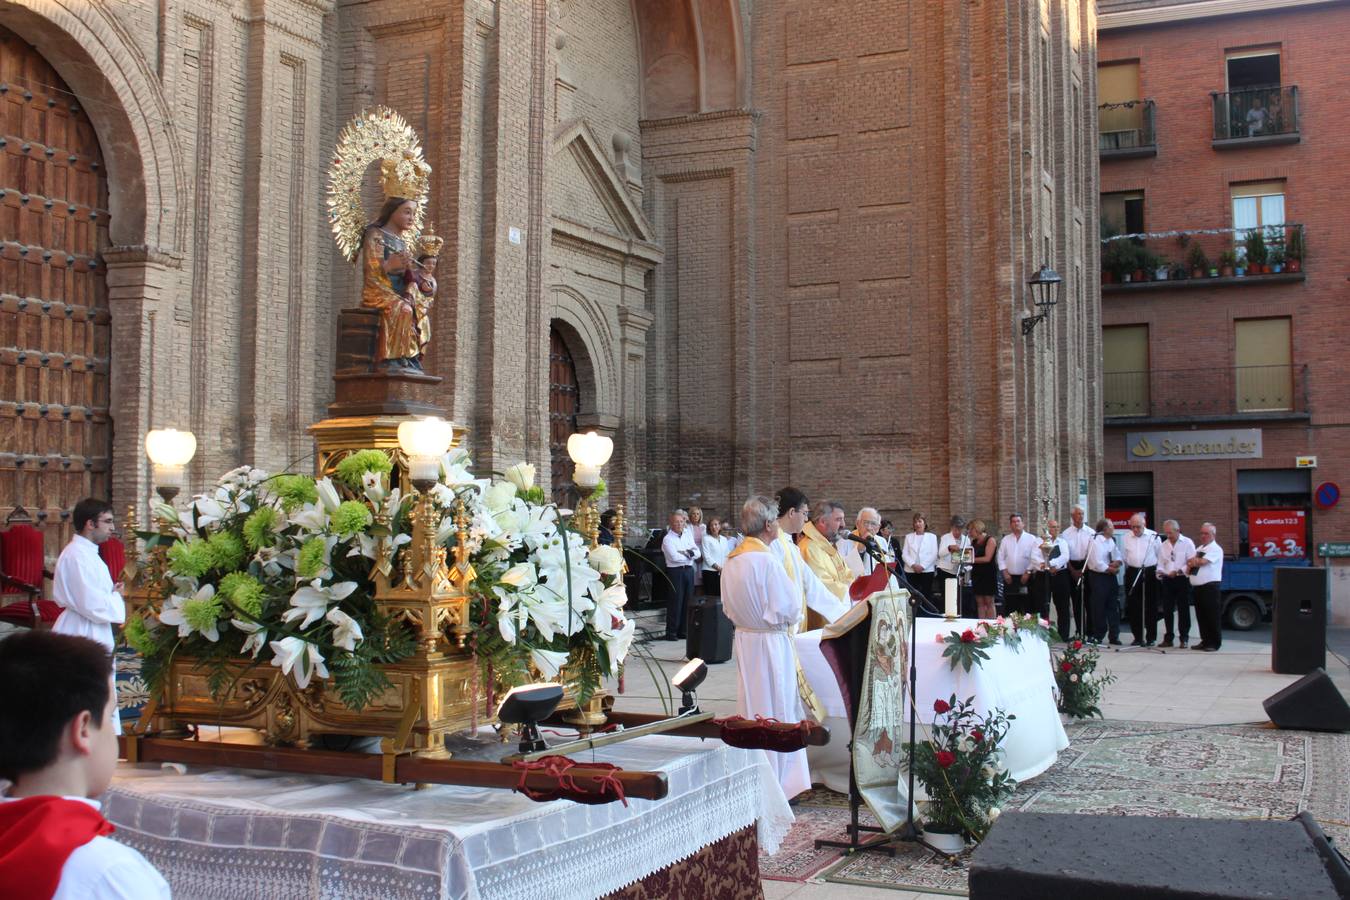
[798,500,854,619]
[721,495,813,799]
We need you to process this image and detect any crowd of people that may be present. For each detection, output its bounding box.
[646,494,1230,654]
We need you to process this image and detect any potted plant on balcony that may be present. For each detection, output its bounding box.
[1244,230,1268,275]
[1285,227,1304,273]
[1218,249,1237,278]
[1186,243,1210,279]
[1102,239,1138,284]
[1269,246,1285,274]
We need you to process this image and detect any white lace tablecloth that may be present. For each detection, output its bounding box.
[798,617,1069,784]
[104,734,792,900]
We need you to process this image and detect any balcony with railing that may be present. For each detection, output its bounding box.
[1099,99,1156,159]
[1211,85,1300,148]
[1101,224,1306,292]
[1103,364,1309,425]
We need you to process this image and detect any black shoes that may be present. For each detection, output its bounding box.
[1159,637,1174,648]
[1109,637,1123,646]
[1130,639,1145,647]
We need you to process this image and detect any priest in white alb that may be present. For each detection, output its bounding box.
[770,486,850,629]
[721,494,813,798]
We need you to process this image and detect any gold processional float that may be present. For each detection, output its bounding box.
[118,107,826,804]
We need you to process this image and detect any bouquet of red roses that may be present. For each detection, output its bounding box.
[1054,639,1117,719]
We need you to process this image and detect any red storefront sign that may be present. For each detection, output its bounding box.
[1106,509,1145,530]
[1247,508,1307,558]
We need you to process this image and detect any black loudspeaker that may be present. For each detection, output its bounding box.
[1271,566,1328,674]
[685,598,733,664]
[970,812,1350,899]
[1263,668,1350,733]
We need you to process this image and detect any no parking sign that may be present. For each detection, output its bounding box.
[1315,482,1340,510]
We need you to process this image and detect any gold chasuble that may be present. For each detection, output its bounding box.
[732,537,826,722]
[797,522,852,630]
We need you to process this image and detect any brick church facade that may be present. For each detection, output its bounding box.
[0,0,1101,550]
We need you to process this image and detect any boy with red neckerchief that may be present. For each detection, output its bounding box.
[0,631,169,899]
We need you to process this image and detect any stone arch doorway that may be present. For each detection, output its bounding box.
[548,324,583,505]
[0,24,111,557]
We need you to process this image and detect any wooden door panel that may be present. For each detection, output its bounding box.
[0,24,111,560]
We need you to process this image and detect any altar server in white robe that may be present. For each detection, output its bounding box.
[771,486,850,628]
[52,499,125,735]
[722,495,812,798]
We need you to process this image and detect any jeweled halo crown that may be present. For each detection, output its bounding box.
[381,149,431,201]
[419,226,445,258]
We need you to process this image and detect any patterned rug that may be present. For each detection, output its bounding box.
[760,719,1350,895]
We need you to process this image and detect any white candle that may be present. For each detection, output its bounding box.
[944,578,958,618]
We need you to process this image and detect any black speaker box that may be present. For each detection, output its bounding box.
[970,811,1350,899]
[1263,667,1350,733]
[1271,566,1328,674]
[685,597,733,664]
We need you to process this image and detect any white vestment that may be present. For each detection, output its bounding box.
[52,535,125,735]
[721,545,812,799]
[770,531,849,625]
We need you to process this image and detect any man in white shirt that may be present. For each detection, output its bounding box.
[0,631,171,899]
[1187,522,1225,652]
[935,516,970,616]
[720,495,812,798]
[901,514,939,609]
[52,499,124,652]
[1085,518,1123,645]
[1156,519,1196,648]
[1043,519,1073,638]
[997,513,1043,615]
[1060,506,1094,639]
[770,487,848,630]
[1122,513,1161,646]
[661,509,701,640]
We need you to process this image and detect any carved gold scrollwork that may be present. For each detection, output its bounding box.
[267,692,298,745]
[237,678,271,710]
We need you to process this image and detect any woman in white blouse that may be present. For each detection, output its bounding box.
[688,506,707,590]
[701,516,732,596]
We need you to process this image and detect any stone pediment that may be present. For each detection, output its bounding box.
[552,120,656,251]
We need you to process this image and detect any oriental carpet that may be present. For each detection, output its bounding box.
[759,719,1350,895]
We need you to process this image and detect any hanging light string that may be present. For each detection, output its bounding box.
[1102,223,1301,244]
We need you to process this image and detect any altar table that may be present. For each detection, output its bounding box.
[797,616,1069,791]
[103,734,792,900]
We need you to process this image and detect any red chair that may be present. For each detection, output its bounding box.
[0,516,57,629]
[99,536,128,585]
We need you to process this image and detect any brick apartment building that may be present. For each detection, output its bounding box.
[0,1,1101,555]
[1096,0,1350,622]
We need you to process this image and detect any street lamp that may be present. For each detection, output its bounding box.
[566,430,613,546]
[397,416,455,488]
[144,428,197,503]
[1021,264,1063,336]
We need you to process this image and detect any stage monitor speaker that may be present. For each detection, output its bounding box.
[1263,668,1350,733]
[686,598,733,664]
[1271,566,1327,674]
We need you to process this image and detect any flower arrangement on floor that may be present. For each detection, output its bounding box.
[905,695,1017,846]
[939,613,1060,672]
[1053,639,1117,719]
[127,449,635,713]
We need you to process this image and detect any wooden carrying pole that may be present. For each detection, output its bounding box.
[119,735,669,802]
[537,710,832,748]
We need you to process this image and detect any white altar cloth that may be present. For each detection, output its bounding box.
[797,617,1069,785]
[103,734,792,900]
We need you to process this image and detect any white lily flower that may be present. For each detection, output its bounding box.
[315,476,342,513]
[500,562,539,590]
[283,579,357,629]
[497,595,521,644]
[290,503,328,534]
[483,481,517,513]
[269,636,328,689]
[440,448,477,487]
[231,618,268,659]
[192,493,226,529]
[587,545,623,577]
[529,647,570,678]
[326,607,364,651]
[603,618,637,674]
[504,462,536,492]
[592,582,629,635]
[157,584,221,642]
[361,470,387,504]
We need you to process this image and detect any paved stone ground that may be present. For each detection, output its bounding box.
[615,608,1350,899]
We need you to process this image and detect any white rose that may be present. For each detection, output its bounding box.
[588,545,623,576]
[1069,673,1079,683]
[987,807,1001,822]
[504,462,536,492]
[484,481,517,513]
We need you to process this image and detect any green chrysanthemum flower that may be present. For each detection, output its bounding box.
[297,536,328,579]
[167,538,213,578]
[332,500,373,537]
[242,506,281,549]
[206,531,246,572]
[123,614,157,656]
[218,572,265,618]
[182,594,223,634]
[269,474,318,512]
[335,449,393,489]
